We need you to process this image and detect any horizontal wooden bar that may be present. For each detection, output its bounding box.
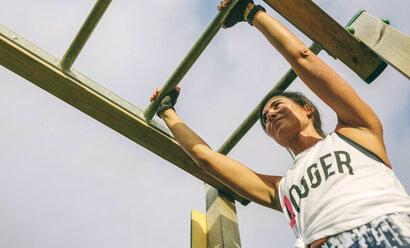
[349,11,410,79]
[263,0,387,83]
[0,24,249,205]
[60,0,112,71]
[143,0,240,120]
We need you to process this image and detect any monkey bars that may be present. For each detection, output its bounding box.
[1,1,409,247]
[0,23,249,204]
[2,1,403,205]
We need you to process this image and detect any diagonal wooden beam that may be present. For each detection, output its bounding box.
[263,0,387,83]
[0,24,249,205]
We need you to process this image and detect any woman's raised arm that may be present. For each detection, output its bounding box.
[150,88,283,210]
[220,0,391,166]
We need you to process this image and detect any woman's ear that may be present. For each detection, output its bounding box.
[304,104,314,119]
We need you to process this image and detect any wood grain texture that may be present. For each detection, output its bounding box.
[205,185,241,248]
[350,11,410,79]
[263,0,386,83]
[0,24,248,204]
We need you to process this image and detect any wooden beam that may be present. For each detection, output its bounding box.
[205,185,241,248]
[349,11,410,79]
[0,24,248,205]
[263,0,387,83]
[191,210,207,248]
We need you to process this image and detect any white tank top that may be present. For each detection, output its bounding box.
[278,132,410,246]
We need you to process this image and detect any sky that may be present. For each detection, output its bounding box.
[0,0,409,247]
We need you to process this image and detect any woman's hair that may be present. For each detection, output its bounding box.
[259,91,325,137]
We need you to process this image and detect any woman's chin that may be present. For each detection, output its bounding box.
[273,128,298,147]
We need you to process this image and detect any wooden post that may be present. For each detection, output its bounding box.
[205,184,241,248]
[349,11,410,79]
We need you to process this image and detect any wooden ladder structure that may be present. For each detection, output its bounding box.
[0,0,409,247]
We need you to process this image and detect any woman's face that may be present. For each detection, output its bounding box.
[262,96,311,146]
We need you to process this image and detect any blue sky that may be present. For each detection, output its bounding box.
[0,0,409,247]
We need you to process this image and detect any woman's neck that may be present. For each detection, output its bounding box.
[288,130,324,155]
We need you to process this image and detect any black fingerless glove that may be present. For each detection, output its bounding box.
[224,0,253,28]
[156,89,180,117]
[224,0,266,27]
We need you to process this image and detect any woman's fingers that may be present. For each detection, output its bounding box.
[150,88,161,102]
[217,0,231,11]
[218,0,228,11]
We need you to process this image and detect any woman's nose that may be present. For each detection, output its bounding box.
[267,111,277,121]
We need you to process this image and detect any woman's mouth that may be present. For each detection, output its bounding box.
[273,117,283,128]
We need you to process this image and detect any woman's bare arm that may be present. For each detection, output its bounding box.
[252,10,390,166]
[220,1,390,166]
[252,11,380,130]
[160,108,283,210]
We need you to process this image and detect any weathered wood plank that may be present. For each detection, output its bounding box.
[349,11,410,79]
[0,24,248,204]
[205,185,241,248]
[191,210,207,248]
[263,0,387,83]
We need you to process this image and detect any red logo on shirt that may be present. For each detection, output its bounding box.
[283,195,296,228]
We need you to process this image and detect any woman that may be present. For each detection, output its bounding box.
[150,1,410,247]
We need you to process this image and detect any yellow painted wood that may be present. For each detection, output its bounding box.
[350,11,410,79]
[191,210,207,248]
[0,24,248,205]
[263,0,386,83]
